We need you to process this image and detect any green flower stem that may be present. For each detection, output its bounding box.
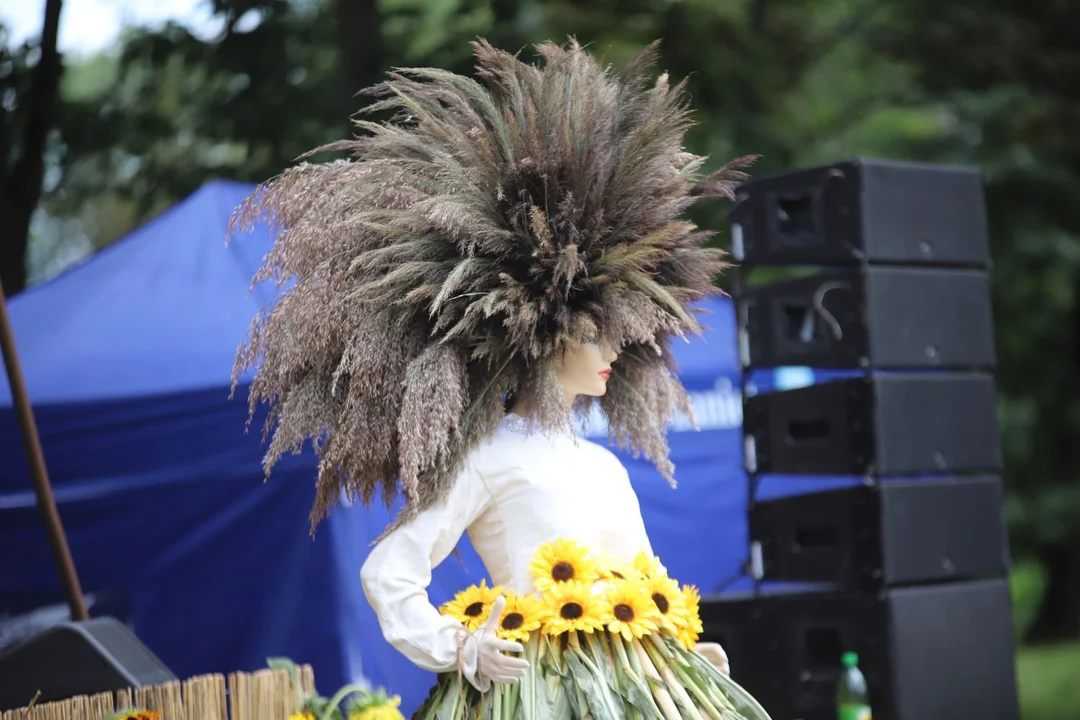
[612,634,664,720]
[648,634,674,663]
[643,637,704,720]
[668,640,736,712]
[573,670,593,719]
[316,684,369,720]
[452,673,468,718]
[668,663,724,720]
[588,631,630,717]
[591,634,617,677]
[548,634,564,670]
[512,673,524,719]
[522,634,540,720]
[480,682,494,719]
[630,639,683,720]
[571,632,625,720]
[711,672,773,720]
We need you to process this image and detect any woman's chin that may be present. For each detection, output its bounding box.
[573,380,609,398]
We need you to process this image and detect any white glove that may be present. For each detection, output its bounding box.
[474,596,529,687]
[695,641,730,676]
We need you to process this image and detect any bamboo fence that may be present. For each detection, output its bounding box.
[0,665,316,720]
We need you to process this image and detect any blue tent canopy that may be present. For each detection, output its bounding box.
[0,180,803,713]
[0,180,272,406]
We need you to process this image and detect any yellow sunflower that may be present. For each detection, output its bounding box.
[676,584,705,647]
[529,539,600,591]
[642,573,690,633]
[632,550,667,579]
[439,579,505,632]
[496,591,548,643]
[603,580,660,641]
[348,696,405,720]
[594,552,644,583]
[542,581,606,635]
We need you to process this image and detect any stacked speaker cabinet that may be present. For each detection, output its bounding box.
[711,159,1020,720]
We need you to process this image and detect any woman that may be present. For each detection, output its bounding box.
[232,37,768,718]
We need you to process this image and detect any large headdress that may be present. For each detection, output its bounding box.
[231,39,753,532]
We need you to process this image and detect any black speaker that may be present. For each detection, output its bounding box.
[701,578,1020,720]
[729,158,990,267]
[750,476,1010,590]
[691,588,765,685]
[743,373,1002,476]
[0,617,176,711]
[737,265,996,370]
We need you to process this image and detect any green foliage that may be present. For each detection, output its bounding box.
[1017,644,1080,720]
[1011,560,1046,641]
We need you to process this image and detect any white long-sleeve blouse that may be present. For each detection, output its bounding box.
[359,415,654,686]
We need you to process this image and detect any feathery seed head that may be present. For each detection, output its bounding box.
[230,38,754,532]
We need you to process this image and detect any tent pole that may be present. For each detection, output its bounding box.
[0,280,88,622]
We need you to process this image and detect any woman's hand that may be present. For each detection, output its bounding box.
[475,596,529,685]
[695,641,730,676]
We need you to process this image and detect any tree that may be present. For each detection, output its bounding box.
[29,0,504,280]
[0,0,63,295]
[874,0,1080,641]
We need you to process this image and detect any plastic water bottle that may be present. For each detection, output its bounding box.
[836,651,871,720]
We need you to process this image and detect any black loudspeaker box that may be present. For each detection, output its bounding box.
[738,265,995,370]
[750,476,1010,590]
[0,616,177,711]
[743,373,1002,476]
[701,578,1019,720]
[729,158,990,267]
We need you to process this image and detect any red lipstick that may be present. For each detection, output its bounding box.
[599,369,612,380]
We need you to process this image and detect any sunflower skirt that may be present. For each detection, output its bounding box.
[426,541,772,719]
[413,629,770,720]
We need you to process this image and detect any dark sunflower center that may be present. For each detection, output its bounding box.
[464,602,485,617]
[613,603,635,622]
[560,602,584,620]
[551,562,575,582]
[501,612,524,630]
[652,593,670,614]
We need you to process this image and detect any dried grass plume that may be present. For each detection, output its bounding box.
[230,38,754,533]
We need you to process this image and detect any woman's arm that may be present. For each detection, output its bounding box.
[360,460,501,688]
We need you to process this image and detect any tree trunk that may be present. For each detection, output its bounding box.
[335,0,383,134]
[1025,539,1080,643]
[0,0,63,296]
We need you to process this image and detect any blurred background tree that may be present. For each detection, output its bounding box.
[872,0,1080,644]
[2,0,1079,711]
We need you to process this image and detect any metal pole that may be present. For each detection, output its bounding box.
[0,279,88,621]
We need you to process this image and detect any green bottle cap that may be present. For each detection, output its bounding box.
[842,651,859,668]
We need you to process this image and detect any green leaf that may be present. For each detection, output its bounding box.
[566,645,625,720]
[266,656,300,688]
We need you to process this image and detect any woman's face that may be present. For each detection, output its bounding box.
[554,334,618,400]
